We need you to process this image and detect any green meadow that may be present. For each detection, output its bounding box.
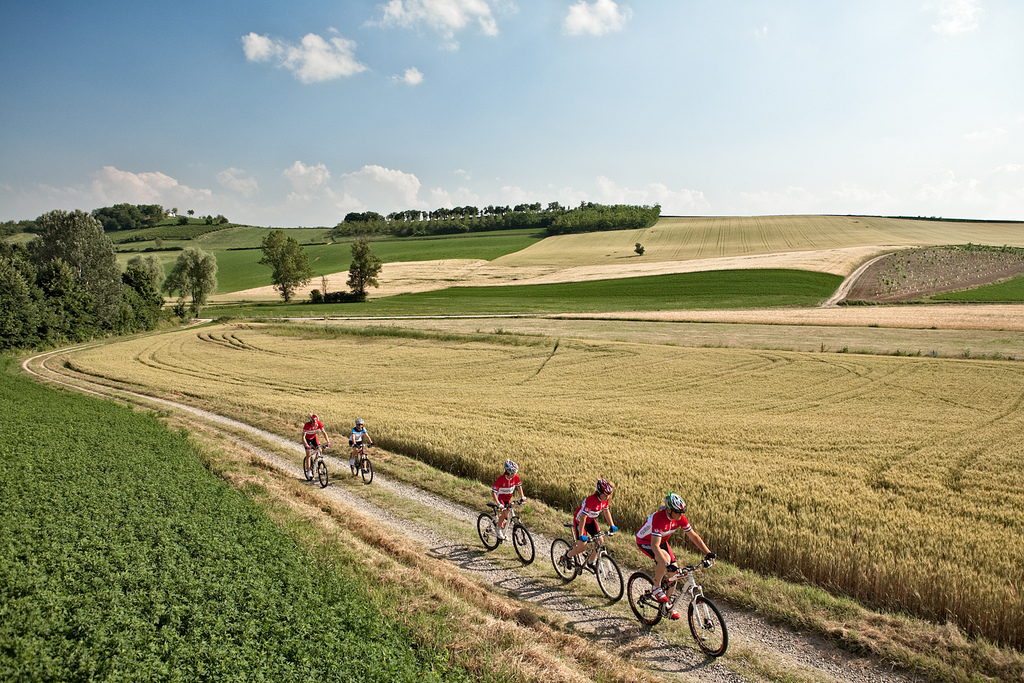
[204,269,843,318]
[0,359,467,683]
[932,274,1024,302]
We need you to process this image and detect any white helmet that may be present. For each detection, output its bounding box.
[504,459,519,475]
[665,492,686,514]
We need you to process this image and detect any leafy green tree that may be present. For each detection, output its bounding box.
[258,230,314,303]
[0,248,43,349]
[163,247,217,317]
[347,237,382,299]
[120,255,166,331]
[126,254,165,289]
[37,259,95,342]
[29,209,122,329]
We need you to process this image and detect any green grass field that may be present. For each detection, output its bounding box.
[116,229,544,293]
[0,358,467,683]
[932,274,1024,302]
[203,269,843,318]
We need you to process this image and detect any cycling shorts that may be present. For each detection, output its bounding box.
[636,540,675,564]
[304,435,320,447]
[574,518,599,540]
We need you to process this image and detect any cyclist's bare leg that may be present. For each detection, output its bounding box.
[584,536,604,564]
[566,539,588,559]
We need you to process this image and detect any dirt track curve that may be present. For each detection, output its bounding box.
[23,340,920,683]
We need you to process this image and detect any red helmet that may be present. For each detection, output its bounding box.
[596,478,614,495]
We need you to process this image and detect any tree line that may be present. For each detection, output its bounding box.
[1,210,166,351]
[329,201,661,239]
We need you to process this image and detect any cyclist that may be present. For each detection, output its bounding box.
[635,493,716,620]
[348,418,374,472]
[491,459,525,540]
[563,478,618,570]
[302,413,331,457]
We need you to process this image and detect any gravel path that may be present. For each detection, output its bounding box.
[23,346,921,683]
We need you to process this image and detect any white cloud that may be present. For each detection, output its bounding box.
[375,0,501,49]
[241,33,277,62]
[964,127,1006,142]
[242,32,367,83]
[217,168,259,197]
[283,161,335,206]
[393,67,425,85]
[914,168,986,212]
[564,0,631,37]
[91,166,213,205]
[340,165,425,213]
[930,0,983,35]
[738,186,820,215]
[592,176,709,213]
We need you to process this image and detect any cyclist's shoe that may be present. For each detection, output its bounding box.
[652,587,670,604]
[585,561,597,573]
[496,527,506,540]
[669,608,682,620]
[560,552,573,569]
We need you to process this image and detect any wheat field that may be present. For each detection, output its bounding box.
[65,322,1024,648]
[494,215,1024,267]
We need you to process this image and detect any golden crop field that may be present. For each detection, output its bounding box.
[67,322,1024,648]
[496,215,1024,267]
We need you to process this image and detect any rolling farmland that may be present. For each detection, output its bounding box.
[63,322,1024,650]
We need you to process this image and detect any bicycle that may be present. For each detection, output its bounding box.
[303,443,330,489]
[550,525,624,602]
[626,557,728,656]
[477,499,534,564]
[349,442,374,484]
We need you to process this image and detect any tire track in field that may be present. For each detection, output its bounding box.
[22,341,919,683]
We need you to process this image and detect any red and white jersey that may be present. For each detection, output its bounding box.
[636,508,690,546]
[492,473,521,500]
[303,419,324,439]
[573,493,609,527]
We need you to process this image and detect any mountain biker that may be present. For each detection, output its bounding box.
[635,493,716,620]
[563,478,618,570]
[491,459,525,540]
[348,418,374,472]
[302,413,330,457]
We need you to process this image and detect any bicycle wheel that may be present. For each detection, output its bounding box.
[317,460,329,488]
[511,523,534,564]
[302,453,314,481]
[595,552,624,602]
[550,538,578,581]
[477,512,500,550]
[688,596,728,657]
[627,572,662,626]
[360,458,373,484]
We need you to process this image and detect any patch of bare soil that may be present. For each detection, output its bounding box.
[844,245,1024,303]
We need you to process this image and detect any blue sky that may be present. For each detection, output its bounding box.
[1,0,1022,226]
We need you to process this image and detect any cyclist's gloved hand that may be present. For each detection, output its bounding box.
[579,534,589,542]
[325,442,331,448]
[704,552,717,564]
[609,525,618,533]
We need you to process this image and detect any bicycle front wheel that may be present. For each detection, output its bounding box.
[595,552,624,602]
[627,572,662,626]
[688,596,728,657]
[317,460,329,488]
[360,458,373,484]
[550,538,578,581]
[302,454,314,481]
[477,513,500,550]
[511,523,534,564]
